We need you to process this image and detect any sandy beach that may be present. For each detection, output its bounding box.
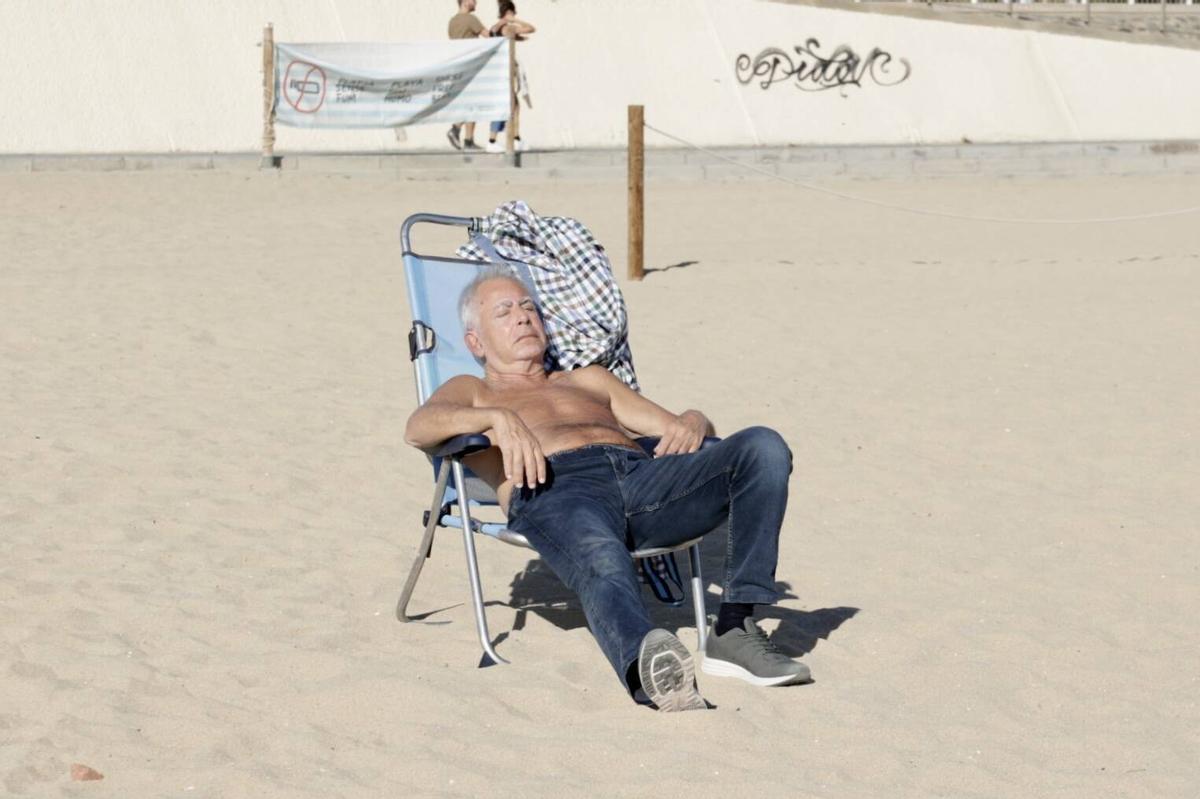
[2,168,1198,797]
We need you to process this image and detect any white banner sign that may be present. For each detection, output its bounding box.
[273,40,510,128]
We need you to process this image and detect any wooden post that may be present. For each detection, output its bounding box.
[261,23,277,168]
[627,105,645,282]
[506,38,517,158]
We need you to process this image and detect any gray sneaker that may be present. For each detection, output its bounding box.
[702,618,813,686]
[638,629,707,712]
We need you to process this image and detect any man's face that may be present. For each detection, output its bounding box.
[463,0,476,12]
[465,278,546,366]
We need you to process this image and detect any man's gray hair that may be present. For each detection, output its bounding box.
[458,265,534,332]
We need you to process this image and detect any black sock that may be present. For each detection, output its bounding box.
[715,602,755,636]
[626,661,642,695]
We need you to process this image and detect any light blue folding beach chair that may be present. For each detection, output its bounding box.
[396,212,709,666]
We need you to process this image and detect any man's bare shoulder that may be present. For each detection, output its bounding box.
[427,373,484,404]
[557,364,617,386]
[550,365,618,395]
[442,374,485,388]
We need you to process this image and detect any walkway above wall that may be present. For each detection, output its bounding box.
[770,0,1200,50]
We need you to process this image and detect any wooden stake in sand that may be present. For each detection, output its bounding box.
[628,105,645,281]
[261,23,277,169]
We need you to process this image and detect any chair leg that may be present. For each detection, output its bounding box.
[687,543,708,653]
[396,459,451,622]
[452,460,510,666]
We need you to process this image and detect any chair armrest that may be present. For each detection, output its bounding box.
[429,434,492,459]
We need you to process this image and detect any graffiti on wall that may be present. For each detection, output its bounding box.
[735,40,911,95]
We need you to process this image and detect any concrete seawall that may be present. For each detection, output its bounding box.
[4,0,1200,154]
[3,140,1199,181]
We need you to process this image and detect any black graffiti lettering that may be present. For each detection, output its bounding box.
[867,50,908,87]
[735,39,910,95]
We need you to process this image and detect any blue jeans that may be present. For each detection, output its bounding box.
[505,426,792,691]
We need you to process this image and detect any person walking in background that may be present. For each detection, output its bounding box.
[447,0,487,151]
[486,1,535,153]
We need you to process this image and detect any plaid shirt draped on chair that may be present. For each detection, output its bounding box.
[456,200,639,391]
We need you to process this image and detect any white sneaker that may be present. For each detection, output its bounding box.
[514,138,525,152]
[486,140,504,154]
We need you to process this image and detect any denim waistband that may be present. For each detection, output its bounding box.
[546,442,647,465]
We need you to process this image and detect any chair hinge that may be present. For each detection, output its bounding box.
[421,503,454,558]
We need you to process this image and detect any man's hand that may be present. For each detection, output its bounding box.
[653,410,710,457]
[491,409,546,488]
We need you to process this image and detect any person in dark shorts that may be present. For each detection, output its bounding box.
[447,0,487,150]
[485,0,535,153]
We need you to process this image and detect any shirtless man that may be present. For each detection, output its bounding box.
[405,268,811,711]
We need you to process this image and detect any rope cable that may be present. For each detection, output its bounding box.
[644,122,1200,225]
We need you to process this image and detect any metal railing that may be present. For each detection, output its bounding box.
[854,0,1199,35]
[865,1,1195,5]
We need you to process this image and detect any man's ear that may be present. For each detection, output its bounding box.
[465,328,485,359]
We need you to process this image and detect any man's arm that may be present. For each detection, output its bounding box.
[575,366,714,456]
[404,375,546,487]
[404,375,489,449]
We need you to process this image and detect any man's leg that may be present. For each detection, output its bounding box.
[623,426,792,605]
[509,496,654,689]
[508,455,706,710]
[487,120,505,153]
[622,427,811,686]
[462,122,480,149]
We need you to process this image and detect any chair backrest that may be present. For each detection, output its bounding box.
[401,214,497,507]
[403,252,486,403]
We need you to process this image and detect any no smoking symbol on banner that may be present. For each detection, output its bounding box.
[283,60,326,113]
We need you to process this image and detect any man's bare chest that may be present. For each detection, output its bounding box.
[482,380,615,426]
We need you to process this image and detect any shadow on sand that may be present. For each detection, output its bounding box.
[643,259,700,276]
[485,531,858,659]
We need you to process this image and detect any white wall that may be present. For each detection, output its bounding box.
[2,0,1197,154]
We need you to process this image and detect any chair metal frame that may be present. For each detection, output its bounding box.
[396,213,709,666]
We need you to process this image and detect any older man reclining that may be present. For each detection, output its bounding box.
[404,267,811,711]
